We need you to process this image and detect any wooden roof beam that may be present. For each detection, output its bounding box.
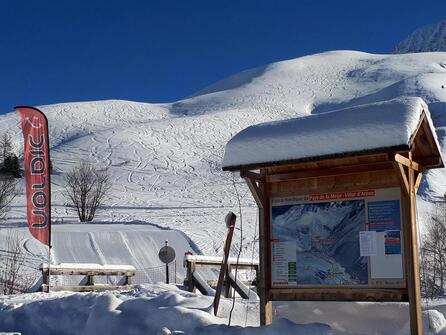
[394,162,410,195]
[414,171,424,193]
[266,161,394,183]
[241,172,266,208]
[240,170,264,182]
[395,153,420,171]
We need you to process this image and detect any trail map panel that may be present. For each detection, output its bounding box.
[271,188,404,288]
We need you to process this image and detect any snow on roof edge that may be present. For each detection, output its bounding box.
[222,97,442,171]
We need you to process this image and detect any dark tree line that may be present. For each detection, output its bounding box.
[0,133,20,178]
[0,133,18,219]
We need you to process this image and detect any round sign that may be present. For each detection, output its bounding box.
[159,245,176,264]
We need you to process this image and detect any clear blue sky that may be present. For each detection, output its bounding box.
[1,0,445,113]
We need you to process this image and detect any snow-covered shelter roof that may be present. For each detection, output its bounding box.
[222,97,443,171]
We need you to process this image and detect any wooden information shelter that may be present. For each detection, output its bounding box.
[222,98,443,335]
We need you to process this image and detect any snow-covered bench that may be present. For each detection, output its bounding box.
[40,263,136,292]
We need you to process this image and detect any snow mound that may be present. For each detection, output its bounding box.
[223,97,433,170]
[393,20,446,53]
[0,284,331,335]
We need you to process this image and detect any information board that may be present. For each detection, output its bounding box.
[271,188,404,288]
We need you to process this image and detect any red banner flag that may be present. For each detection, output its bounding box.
[15,106,51,246]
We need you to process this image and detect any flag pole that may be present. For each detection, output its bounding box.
[45,111,52,292]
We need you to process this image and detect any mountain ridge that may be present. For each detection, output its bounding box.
[393,20,446,53]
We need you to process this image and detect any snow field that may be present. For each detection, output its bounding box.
[1,50,446,333]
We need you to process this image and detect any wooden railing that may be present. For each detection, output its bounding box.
[183,255,259,298]
[40,263,136,292]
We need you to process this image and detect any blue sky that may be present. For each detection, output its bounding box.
[0,1,445,113]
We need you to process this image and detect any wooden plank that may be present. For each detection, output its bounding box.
[269,288,408,302]
[184,255,258,266]
[192,272,215,296]
[240,170,264,181]
[189,262,257,269]
[270,170,399,198]
[395,153,420,171]
[213,214,236,316]
[267,161,394,183]
[186,261,195,293]
[394,162,409,195]
[201,279,255,287]
[86,275,95,286]
[406,153,423,335]
[227,271,250,299]
[244,177,265,208]
[46,285,134,292]
[417,156,442,168]
[48,269,135,276]
[263,179,273,325]
[224,266,233,298]
[420,116,441,160]
[258,169,272,325]
[266,153,390,175]
[414,171,423,193]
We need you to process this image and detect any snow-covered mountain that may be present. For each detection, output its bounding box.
[393,20,446,53]
[1,50,446,266]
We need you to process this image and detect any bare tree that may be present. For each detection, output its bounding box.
[0,133,21,178]
[63,161,111,222]
[0,176,17,219]
[0,133,12,162]
[421,199,446,298]
[0,230,30,295]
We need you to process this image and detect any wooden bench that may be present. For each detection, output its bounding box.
[40,263,136,292]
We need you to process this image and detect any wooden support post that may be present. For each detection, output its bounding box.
[42,267,49,286]
[186,261,196,292]
[125,273,132,285]
[394,162,410,195]
[258,170,273,325]
[244,177,265,208]
[406,153,423,335]
[224,265,233,298]
[41,266,49,292]
[414,171,424,193]
[86,274,95,286]
[255,265,259,286]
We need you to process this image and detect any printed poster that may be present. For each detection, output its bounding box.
[271,188,404,287]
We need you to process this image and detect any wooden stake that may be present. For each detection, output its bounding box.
[213,212,236,316]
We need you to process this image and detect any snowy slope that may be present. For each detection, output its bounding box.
[393,20,446,53]
[1,50,446,275]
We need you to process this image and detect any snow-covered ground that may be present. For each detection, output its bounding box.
[2,284,446,335]
[0,284,334,335]
[2,50,446,333]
